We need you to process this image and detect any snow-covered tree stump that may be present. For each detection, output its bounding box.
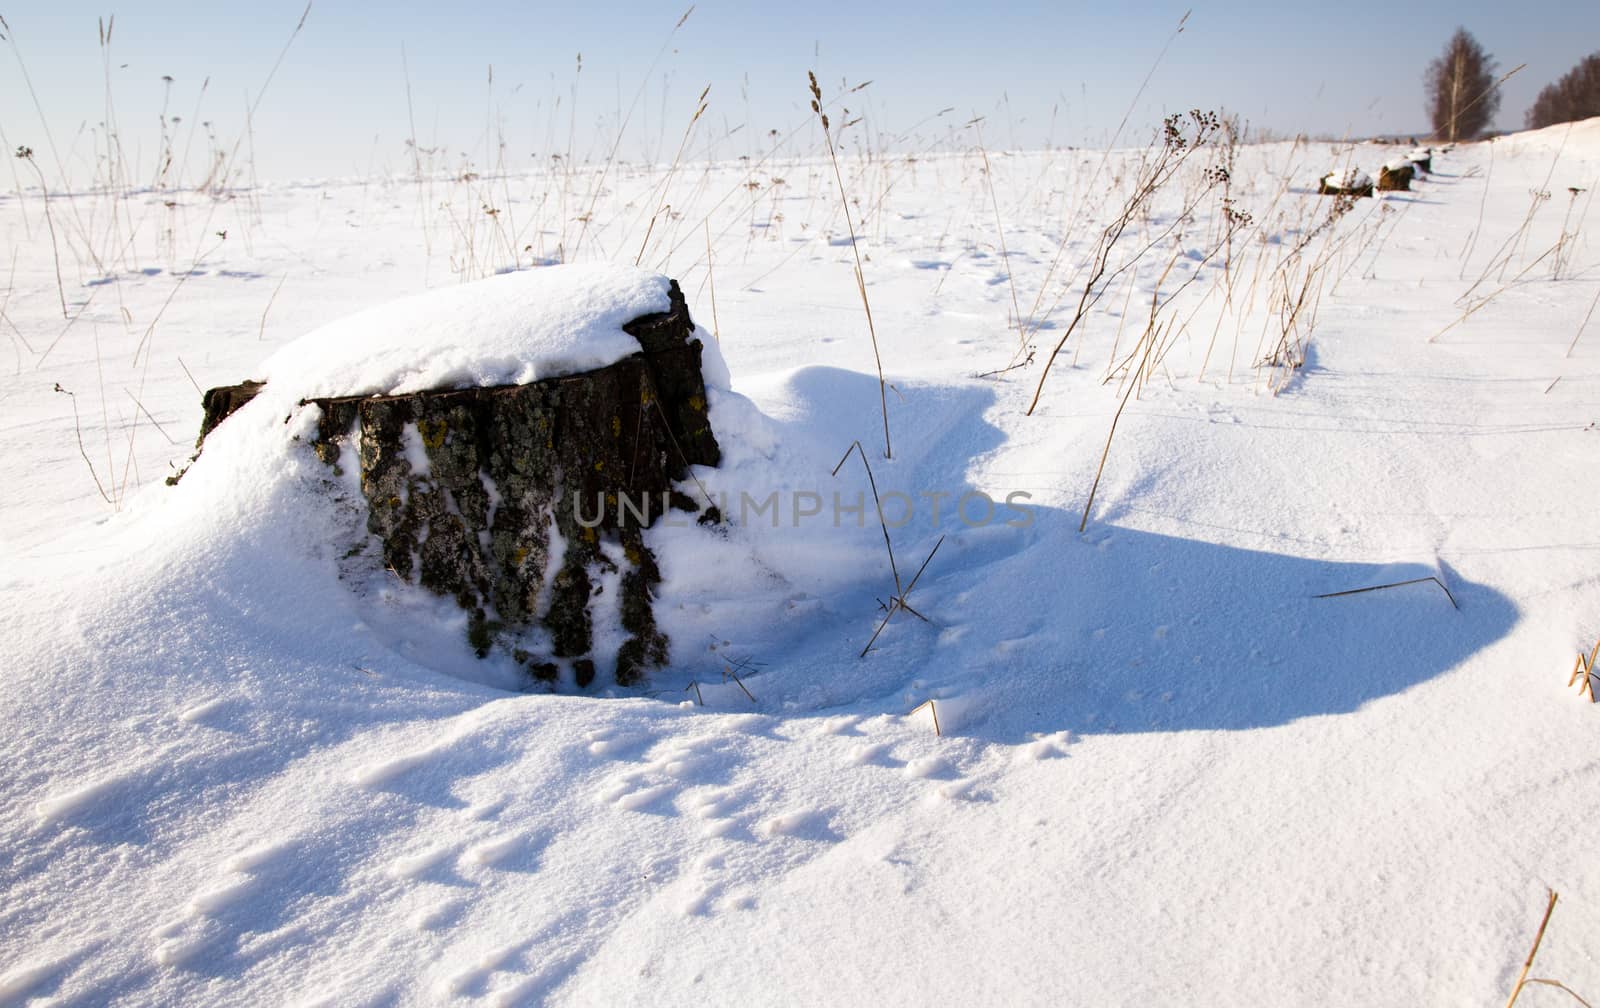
[189,277,721,688]
[1377,163,1414,191]
[1318,169,1374,198]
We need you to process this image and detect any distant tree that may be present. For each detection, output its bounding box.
[1425,29,1500,142]
[1526,52,1600,130]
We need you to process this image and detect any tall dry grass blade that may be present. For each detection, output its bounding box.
[1314,576,1458,610]
[833,439,902,598]
[1523,980,1594,1008]
[704,220,720,340]
[909,699,942,737]
[1080,320,1161,532]
[973,122,1024,355]
[259,272,287,341]
[1504,889,1559,1008]
[52,383,111,504]
[1567,286,1600,357]
[811,71,892,459]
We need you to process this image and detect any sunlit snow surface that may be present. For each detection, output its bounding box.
[3,119,1600,1005]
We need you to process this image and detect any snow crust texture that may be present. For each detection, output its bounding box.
[4,119,1600,1006]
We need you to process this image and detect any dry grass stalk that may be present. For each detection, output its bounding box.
[972,122,1024,357]
[13,147,67,318]
[124,389,176,445]
[634,84,710,267]
[1502,889,1591,1008]
[571,6,695,260]
[723,664,756,703]
[811,72,892,459]
[1080,318,1162,532]
[1568,286,1600,358]
[832,440,945,656]
[259,272,287,341]
[1435,240,1563,343]
[1019,9,1191,341]
[1314,576,1459,609]
[1504,890,1559,1008]
[52,383,112,504]
[909,699,942,737]
[1567,639,1600,701]
[1025,110,1225,415]
[175,355,203,395]
[704,220,720,340]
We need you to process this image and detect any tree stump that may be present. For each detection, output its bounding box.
[1377,164,1414,191]
[185,279,721,688]
[1318,170,1374,198]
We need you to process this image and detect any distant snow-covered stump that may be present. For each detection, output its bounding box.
[183,269,723,689]
[1377,162,1415,191]
[1318,169,1374,198]
[1407,148,1433,174]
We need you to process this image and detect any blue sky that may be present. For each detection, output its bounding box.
[2,2,1597,182]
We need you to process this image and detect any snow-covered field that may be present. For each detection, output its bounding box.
[3,117,1599,1005]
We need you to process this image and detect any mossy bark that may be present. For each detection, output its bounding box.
[186,279,720,688]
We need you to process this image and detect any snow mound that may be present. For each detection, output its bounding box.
[261,263,725,399]
[1499,114,1600,156]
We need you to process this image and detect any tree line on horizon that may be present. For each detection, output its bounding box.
[1425,28,1600,141]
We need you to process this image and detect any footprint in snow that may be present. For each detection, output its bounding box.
[465,796,509,821]
[684,786,744,821]
[716,712,776,735]
[584,730,650,759]
[812,714,864,737]
[409,897,468,933]
[0,951,86,1003]
[224,839,298,874]
[152,922,221,970]
[847,742,902,768]
[352,741,451,788]
[903,755,956,780]
[441,940,524,998]
[462,832,532,869]
[758,808,840,842]
[606,782,676,813]
[1015,731,1075,762]
[595,767,679,813]
[176,696,238,728]
[34,771,138,824]
[484,950,584,1008]
[185,877,256,918]
[388,843,458,880]
[923,778,982,804]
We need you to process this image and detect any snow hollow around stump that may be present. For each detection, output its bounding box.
[176,264,731,691]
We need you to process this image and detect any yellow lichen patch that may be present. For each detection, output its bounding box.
[624,544,642,565]
[593,460,605,472]
[688,394,706,413]
[418,417,448,450]
[581,527,598,544]
[512,546,529,567]
[611,415,622,438]
[639,387,654,406]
